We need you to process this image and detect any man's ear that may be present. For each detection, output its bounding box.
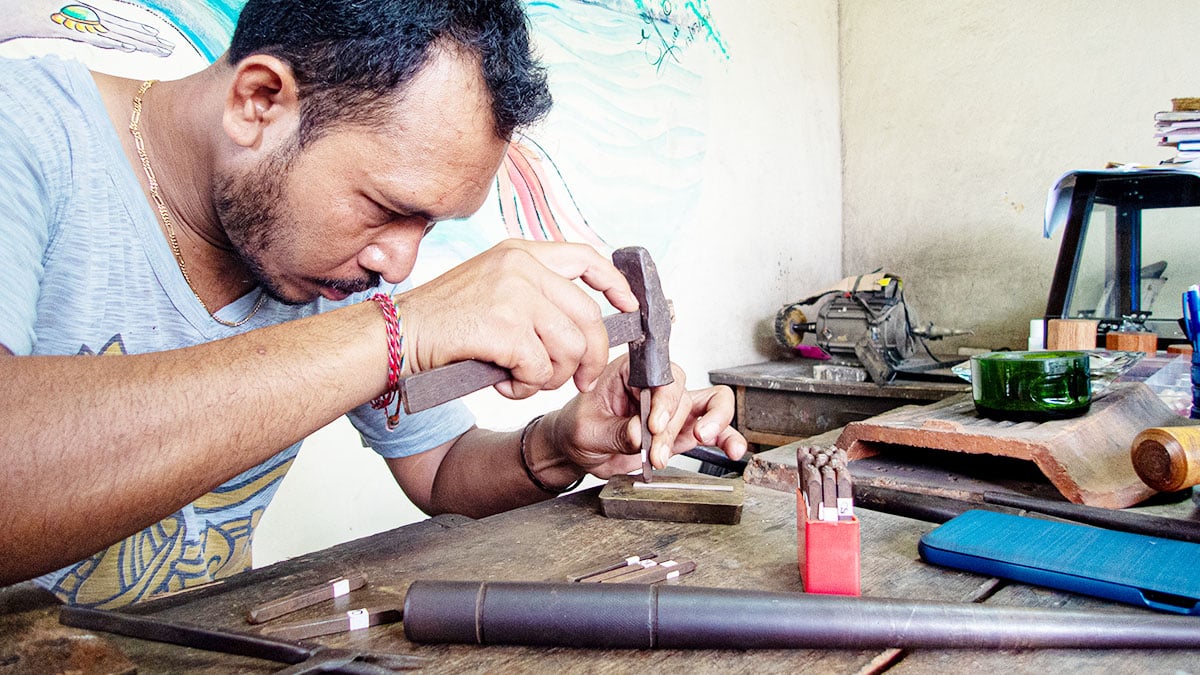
[223,55,300,149]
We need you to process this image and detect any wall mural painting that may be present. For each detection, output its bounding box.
[431,0,729,281]
[632,0,729,71]
[0,0,727,280]
[0,1,229,78]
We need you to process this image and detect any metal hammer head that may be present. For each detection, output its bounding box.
[612,247,674,389]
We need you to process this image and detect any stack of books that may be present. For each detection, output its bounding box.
[1156,98,1200,164]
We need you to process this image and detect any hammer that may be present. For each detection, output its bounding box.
[397,246,673,479]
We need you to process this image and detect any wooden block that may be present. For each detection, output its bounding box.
[1046,318,1098,350]
[599,471,744,524]
[1106,330,1157,355]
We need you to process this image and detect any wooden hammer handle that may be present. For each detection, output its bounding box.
[398,311,643,413]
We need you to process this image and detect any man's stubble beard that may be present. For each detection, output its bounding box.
[213,144,380,306]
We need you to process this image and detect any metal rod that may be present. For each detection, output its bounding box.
[983,490,1200,544]
[850,486,1200,545]
[60,606,426,673]
[639,388,653,482]
[852,485,975,524]
[404,580,1200,650]
[261,606,402,642]
[602,560,696,585]
[578,560,657,583]
[566,552,658,582]
[631,482,734,492]
[60,606,313,665]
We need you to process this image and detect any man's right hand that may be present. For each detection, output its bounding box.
[394,239,639,400]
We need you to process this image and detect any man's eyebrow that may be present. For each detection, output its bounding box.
[379,195,438,222]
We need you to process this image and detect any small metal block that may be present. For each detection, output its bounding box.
[599,472,744,524]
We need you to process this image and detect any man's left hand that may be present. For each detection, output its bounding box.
[544,355,748,477]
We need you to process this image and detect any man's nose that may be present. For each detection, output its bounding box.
[359,220,429,284]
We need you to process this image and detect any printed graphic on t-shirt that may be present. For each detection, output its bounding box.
[40,333,295,607]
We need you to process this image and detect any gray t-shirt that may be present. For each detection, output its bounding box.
[0,55,474,606]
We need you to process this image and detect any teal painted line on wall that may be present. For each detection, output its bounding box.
[140,0,246,62]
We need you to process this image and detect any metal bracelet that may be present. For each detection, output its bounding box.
[519,414,584,494]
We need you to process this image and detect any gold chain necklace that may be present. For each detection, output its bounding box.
[129,80,265,327]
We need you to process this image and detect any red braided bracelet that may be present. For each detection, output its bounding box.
[367,293,405,430]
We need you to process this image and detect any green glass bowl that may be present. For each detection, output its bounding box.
[970,351,1092,422]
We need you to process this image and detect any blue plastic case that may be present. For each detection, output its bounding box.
[918,509,1200,614]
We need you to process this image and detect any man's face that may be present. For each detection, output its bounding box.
[217,47,510,305]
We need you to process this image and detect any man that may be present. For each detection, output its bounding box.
[0,0,746,606]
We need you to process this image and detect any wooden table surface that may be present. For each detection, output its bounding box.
[5,478,1200,673]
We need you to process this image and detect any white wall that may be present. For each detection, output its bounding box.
[839,0,1200,349]
[254,0,844,566]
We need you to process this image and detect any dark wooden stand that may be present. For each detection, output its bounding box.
[709,359,969,447]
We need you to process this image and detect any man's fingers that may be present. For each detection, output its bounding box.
[398,240,631,400]
[493,305,589,399]
[650,385,747,467]
[646,365,687,432]
[530,263,611,393]
[684,387,747,460]
[654,395,693,470]
[643,368,687,469]
[683,386,738,445]
[711,426,749,461]
[475,241,630,395]
[513,240,638,314]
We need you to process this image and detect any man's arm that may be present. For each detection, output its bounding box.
[0,302,390,584]
[0,241,640,585]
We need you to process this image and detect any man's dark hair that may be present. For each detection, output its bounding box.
[228,0,552,145]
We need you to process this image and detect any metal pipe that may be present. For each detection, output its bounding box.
[403,580,1200,650]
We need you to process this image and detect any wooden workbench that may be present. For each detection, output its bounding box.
[3,480,1199,673]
